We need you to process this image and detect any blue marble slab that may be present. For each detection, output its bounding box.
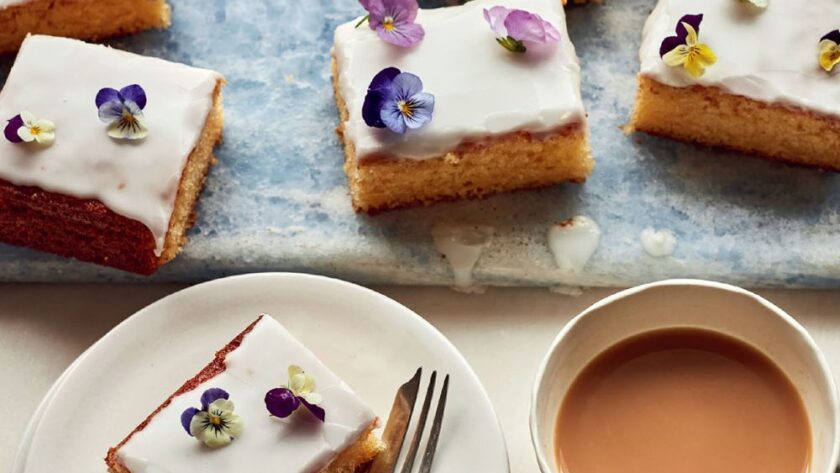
[0,0,838,287]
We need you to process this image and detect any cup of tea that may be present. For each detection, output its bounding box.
[531,279,839,473]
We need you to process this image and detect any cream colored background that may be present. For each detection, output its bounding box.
[2,284,840,472]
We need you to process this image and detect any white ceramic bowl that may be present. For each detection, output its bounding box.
[531,279,840,473]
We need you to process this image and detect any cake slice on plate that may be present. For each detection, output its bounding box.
[333,0,592,213]
[106,315,385,473]
[0,0,171,54]
[0,34,224,275]
[630,0,840,170]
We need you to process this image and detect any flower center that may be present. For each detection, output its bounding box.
[121,108,136,125]
[210,415,222,426]
[398,100,413,117]
[383,17,395,32]
[29,126,41,136]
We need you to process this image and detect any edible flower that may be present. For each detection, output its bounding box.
[4,112,55,145]
[739,0,768,9]
[356,0,425,48]
[819,30,840,73]
[362,67,435,134]
[95,84,149,140]
[659,14,717,78]
[483,6,561,53]
[180,388,243,448]
[264,365,326,422]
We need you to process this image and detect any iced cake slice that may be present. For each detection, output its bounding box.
[0,0,170,54]
[333,0,592,213]
[106,315,385,473]
[630,0,840,170]
[0,35,224,275]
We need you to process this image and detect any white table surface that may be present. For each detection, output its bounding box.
[2,284,840,472]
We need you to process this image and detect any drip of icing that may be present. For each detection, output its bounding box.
[333,0,585,161]
[432,223,494,290]
[641,227,678,258]
[547,216,601,273]
[639,0,840,118]
[0,35,221,255]
[118,316,376,472]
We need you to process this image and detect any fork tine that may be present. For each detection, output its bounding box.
[418,374,449,473]
[400,371,437,473]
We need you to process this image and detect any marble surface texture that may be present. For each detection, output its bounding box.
[0,0,838,287]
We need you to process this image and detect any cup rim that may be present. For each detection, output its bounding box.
[529,278,840,473]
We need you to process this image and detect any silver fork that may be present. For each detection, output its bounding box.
[369,368,450,473]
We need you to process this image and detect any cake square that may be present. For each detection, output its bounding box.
[0,0,171,54]
[332,0,593,213]
[0,35,224,275]
[105,315,385,473]
[630,0,840,170]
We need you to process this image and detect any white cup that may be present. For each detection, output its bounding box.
[531,279,840,473]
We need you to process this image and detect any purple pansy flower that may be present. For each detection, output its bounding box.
[659,14,717,78]
[362,67,435,134]
[4,112,55,145]
[95,84,149,140]
[180,388,243,448]
[658,14,703,57]
[483,6,561,53]
[357,0,425,48]
[265,365,326,423]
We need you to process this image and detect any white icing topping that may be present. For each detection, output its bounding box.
[0,35,221,255]
[432,223,494,291]
[640,0,840,118]
[333,0,585,161]
[118,316,377,473]
[547,216,601,273]
[640,227,678,258]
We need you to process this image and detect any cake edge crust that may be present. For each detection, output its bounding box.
[629,74,840,172]
[0,0,172,54]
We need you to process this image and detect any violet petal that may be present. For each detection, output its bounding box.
[380,100,408,134]
[98,100,125,123]
[265,388,300,418]
[180,407,200,435]
[484,6,512,38]
[504,9,560,44]
[4,115,24,143]
[375,21,425,47]
[391,72,424,101]
[390,0,420,23]
[300,398,326,422]
[362,67,401,128]
[822,30,840,44]
[676,14,704,38]
[365,0,387,27]
[403,92,434,129]
[659,35,685,57]
[95,88,120,109]
[200,388,230,410]
[119,84,147,110]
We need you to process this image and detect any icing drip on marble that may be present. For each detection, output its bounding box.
[432,223,494,292]
[641,227,677,258]
[117,316,376,473]
[333,0,585,161]
[640,0,840,118]
[547,216,601,273]
[0,35,221,255]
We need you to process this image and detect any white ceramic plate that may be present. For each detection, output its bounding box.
[16,273,510,473]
